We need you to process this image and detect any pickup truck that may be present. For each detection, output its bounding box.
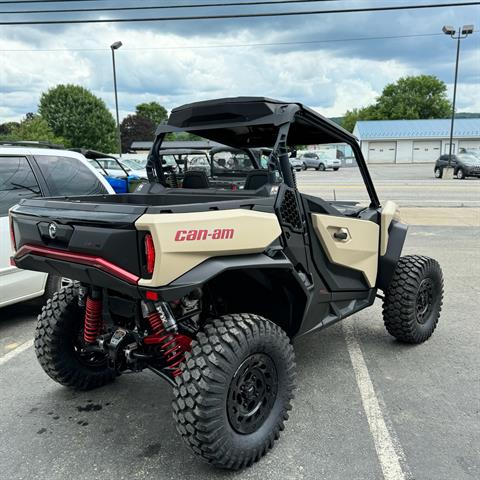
[9,97,443,470]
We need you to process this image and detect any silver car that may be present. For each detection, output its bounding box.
[298,152,341,171]
[289,157,303,171]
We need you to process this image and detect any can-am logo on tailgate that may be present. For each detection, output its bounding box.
[175,228,235,241]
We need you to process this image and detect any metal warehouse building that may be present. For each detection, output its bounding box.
[353,118,480,164]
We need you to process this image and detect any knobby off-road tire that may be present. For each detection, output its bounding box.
[35,285,116,390]
[383,255,443,344]
[172,314,296,470]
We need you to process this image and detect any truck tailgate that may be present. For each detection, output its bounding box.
[10,198,148,295]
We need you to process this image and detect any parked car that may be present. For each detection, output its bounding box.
[120,158,148,179]
[289,156,303,171]
[74,149,144,193]
[434,153,480,179]
[298,151,341,171]
[0,143,114,308]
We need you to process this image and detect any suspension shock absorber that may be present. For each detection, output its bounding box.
[142,301,191,377]
[84,288,103,344]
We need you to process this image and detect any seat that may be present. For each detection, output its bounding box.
[244,170,269,190]
[182,171,210,189]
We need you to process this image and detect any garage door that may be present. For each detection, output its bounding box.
[459,140,480,153]
[412,141,441,163]
[368,142,396,163]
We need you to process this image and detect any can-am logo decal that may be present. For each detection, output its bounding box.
[175,228,235,241]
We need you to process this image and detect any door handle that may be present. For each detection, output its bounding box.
[333,228,349,241]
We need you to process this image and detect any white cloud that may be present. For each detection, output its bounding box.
[0,14,478,124]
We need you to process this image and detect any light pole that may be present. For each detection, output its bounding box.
[442,25,474,172]
[110,40,123,157]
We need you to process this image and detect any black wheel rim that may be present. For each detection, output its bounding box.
[415,278,434,324]
[227,353,278,435]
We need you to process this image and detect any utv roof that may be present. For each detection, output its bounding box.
[156,97,356,148]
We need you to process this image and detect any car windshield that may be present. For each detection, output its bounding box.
[458,154,480,164]
[121,159,144,170]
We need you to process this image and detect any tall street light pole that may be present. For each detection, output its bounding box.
[110,41,123,157]
[442,25,474,171]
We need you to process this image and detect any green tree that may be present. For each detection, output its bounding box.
[135,101,168,126]
[39,84,117,151]
[120,114,155,153]
[342,75,452,132]
[1,115,67,145]
[0,121,20,137]
[376,75,452,120]
[342,105,380,132]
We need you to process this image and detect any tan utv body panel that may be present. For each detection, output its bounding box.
[379,200,402,256]
[311,213,379,287]
[135,209,282,287]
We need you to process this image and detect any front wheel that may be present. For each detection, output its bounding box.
[302,163,307,170]
[456,168,465,179]
[172,314,296,470]
[333,167,339,171]
[434,167,443,178]
[34,285,116,390]
[383,255,443,344]
[317,163,326,171]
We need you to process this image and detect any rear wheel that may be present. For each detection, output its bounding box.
[434,167,443,178]
[333,167,339,171]
[317,163,326,171]
[302,162,307,170]
[456,168,465,179]
[383,255,443,344]
[34,285,115,390]
[172,314,296,470]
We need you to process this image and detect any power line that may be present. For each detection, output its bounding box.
[0,2,478,25]
[0,0,345,14]
[0,32,454,52]
[0,0,346,6]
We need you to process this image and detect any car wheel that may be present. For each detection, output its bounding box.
[317,163,326,171]
[456,168,465,179]
[383,255,443,344]
[172,314,296,470]
[434,167,443,179]
[35,285,116,390]
[302,163,307,170]
[333,167,339,171]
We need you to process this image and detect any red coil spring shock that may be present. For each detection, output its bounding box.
[84,296,103,344]
[145,310,191,377]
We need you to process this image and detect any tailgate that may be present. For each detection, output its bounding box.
[10,198,148,294]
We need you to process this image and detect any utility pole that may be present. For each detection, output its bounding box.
[442,25,474,177]
[110,41,123,157]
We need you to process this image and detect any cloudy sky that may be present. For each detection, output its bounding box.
[0,0,479,123]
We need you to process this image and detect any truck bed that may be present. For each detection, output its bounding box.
[9,189,276,296]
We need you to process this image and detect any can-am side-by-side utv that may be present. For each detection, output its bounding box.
[10,97,444,470]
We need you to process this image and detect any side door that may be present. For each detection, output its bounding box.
[300,143,381,292]
[0,155,47,306]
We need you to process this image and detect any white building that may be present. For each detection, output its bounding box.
[353,118,480,163]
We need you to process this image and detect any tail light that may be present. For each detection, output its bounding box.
[144,233,156,275]
[9,215,16,251]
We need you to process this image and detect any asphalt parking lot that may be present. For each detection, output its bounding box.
[296,163,480,207]
[1,164,479,480]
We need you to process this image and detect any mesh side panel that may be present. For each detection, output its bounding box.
[279,189,303,231]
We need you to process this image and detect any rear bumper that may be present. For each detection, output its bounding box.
[13,244,140,297]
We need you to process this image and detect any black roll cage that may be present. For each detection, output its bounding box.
[146,97,380,208]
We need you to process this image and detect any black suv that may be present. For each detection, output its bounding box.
[434,153,480,179]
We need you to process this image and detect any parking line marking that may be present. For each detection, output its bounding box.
[343,322,406,480]
[0,339,33,366]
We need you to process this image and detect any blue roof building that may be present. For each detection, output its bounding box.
[353,118,480,163]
